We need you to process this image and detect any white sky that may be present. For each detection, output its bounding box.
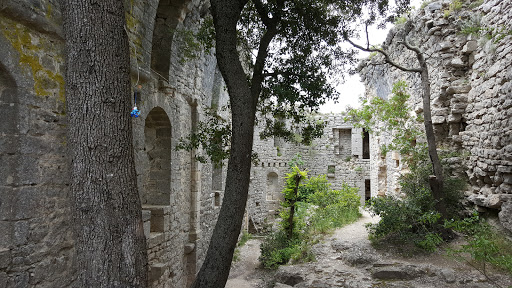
[319,0,424,113]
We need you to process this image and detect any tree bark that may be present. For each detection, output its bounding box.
[191,0,255,287]
[417,57,448,219]
[61,1,148,287]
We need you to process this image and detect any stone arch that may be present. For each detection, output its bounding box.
[150,0,190,81]
[143,107,172,205]
[266,172,279,201]
[266,171,282,214]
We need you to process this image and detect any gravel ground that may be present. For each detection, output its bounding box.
[226,209,512,288]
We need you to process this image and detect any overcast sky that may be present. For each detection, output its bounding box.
[319,0,424,113]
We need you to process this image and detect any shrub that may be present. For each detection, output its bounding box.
[259,230,312,269]
[260,171,361,269]
[308,182,360,209]
[366,151,465,251]
[446,214,512,274]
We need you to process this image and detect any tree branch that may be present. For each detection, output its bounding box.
[250,0,285,104]
[345,37,422,73]
[252,0,272,27]
[262,71,302,78]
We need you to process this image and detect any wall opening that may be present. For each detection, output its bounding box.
[150,1,185,81]
[365,179,371,201]
[144,107,172,205]
[363,129,370,159]
[214,192,221,207]
[266,172,279,201]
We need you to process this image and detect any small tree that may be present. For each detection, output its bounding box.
[281,166,308,239]
[345,21,448,219]
[345,80,426,169]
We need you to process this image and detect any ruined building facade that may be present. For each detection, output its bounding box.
[360,0,512,232]
[247,114,372,229]
[0,0,230,287]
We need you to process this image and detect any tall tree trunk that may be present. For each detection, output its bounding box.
[417,55,448,219]
[191,0,254,287]
[61,1,148,287]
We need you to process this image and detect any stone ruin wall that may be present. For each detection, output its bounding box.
[0,0,229,287]
[248,114,372,228]
[359,0,512,232]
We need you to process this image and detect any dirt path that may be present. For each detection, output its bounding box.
[227,210,512,288]
[225,238,266,288]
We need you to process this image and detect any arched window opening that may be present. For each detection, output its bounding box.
[144,107,172,205]
[150,1,186,80]
[266,172,279,201]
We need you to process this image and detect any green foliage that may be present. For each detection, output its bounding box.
[287,153,305,170]
[443,0,462,18]
[446,214,512,274]
[259,230,314,269]
[308,182,359,209]
[345,81,426,166]
[299,174,331,201]
[460,14,512,44]
[420,1,431,10]
[366,151,466,252]
[416,232,443,252]
[279,166,307,237]
[238,0,410,147]
[173,16,215,63]
[394,13,409,25]
[176,106,231,166]
[259,115,326,146]
[239,230,252,247]
[394,16,407,25]
[260,166,361,269]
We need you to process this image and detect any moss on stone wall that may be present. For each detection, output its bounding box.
[125,1,143,62]
[0,16,65,102]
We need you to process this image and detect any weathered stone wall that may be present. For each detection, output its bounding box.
[0,1,73,287]
[360,0,512,231]
[248,114,372,227]
[0,0,228,287]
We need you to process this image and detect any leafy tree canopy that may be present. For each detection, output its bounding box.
[179,0,412,165]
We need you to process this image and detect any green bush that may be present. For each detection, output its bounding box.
[298,174,330,202]
[446,214,512,274]
[366,151,465,251]
[260,172,361,269]
[308,182,359,208]
[259,230,312,269]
